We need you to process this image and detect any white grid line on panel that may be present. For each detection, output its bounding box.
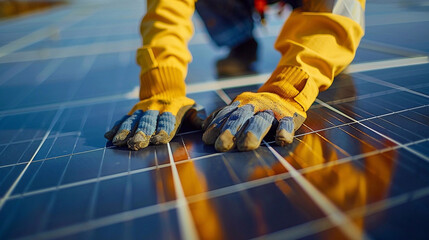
[166,143,199,240]
[315,99,429,161]
[15,138,428,240]
[264,141,368,240]
[0,108,64,211]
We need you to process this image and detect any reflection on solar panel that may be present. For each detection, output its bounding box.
[0,0,429,239]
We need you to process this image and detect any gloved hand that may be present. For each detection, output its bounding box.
[105,95,195,150]
[202,92,306,152]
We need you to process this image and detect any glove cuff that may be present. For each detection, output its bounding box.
[139,66,187,100]
[258,66,319,111]
[137,47,187,100]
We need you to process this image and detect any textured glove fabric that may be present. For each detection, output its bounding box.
[105,96,195,150]
[105,0,196,151]
[202,92,306,152]
[105,42,195,151]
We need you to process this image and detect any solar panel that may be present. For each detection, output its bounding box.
[0,0,429,239]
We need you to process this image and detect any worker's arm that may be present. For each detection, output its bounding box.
[105,0,197,150]
[203,0,366,151]
[259,0,366,111]
[137,0,194,100]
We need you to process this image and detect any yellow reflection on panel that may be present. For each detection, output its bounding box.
[178,160,224,239]
[168,142,224,240]
[170,131,396,238]
[301,132,396,236]
[0,1,65,19]
[168,71,397,238]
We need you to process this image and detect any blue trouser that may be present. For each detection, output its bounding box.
[195,0,302,48]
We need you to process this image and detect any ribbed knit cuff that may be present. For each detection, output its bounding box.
[139,66,187,100]
[136,47,187,100]
[258,66,318,111]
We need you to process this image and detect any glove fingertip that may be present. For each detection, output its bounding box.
[151,130,170,145]
[214,130,235,152]
[112,129,131,146]
[275,129,294,147]
[127,131,151,150]
[105,114,131,141]
[104,129,116,141]
[237,131,260,151]
[202,125,221,145]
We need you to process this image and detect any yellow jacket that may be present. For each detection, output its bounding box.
[136,0,366,111]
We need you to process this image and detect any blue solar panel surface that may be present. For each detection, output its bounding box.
[0,0,429,239]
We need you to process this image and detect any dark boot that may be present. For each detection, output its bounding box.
[216,37,258,77]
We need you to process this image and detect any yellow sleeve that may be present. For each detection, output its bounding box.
[258,0,366,111]
[136,0,195,100]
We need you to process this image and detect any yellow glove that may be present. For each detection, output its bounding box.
[105,51,197,150]
[105,95,195,150]
[106,0,198,150]
[202,92,306,152]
